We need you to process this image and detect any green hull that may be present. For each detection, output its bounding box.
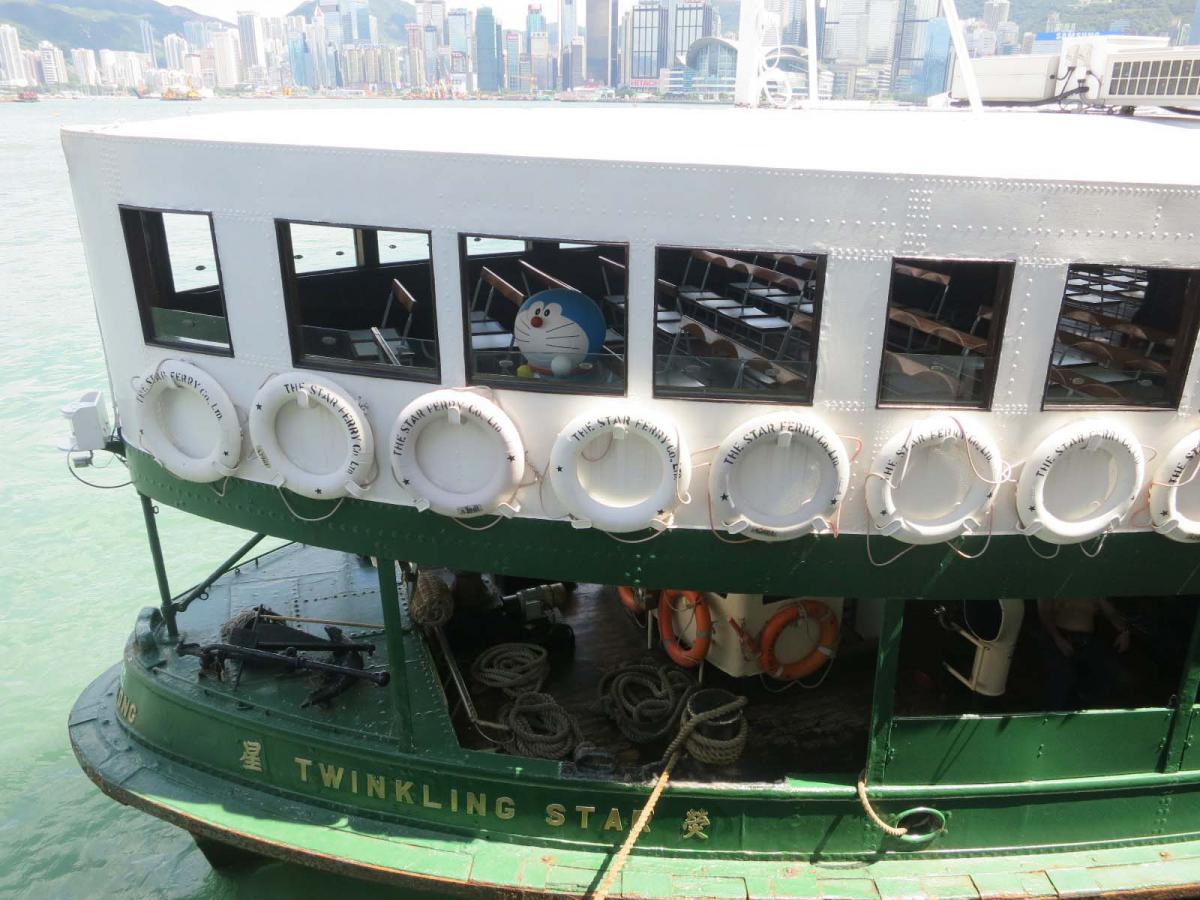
[72,659,1200,898]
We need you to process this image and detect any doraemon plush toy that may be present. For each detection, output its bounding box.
[513,289,607,377]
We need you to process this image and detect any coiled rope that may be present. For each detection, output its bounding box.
[408,572,454,628]
[499,691,581,759]
[598,662,695,744]
[591,693,749,900]
[680,699,748,767]
[471,642,549,697]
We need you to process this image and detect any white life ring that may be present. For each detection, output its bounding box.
[249,373,374,500]
[708,413,849,542]
[134,359,241,483]
[1150,430,1200,542]
[1016,420,1144,545]
[866,416,1003,545]
[390,390,525,518]
[549,407,691,533]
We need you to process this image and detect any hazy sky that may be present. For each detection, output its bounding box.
[161,0,646,30]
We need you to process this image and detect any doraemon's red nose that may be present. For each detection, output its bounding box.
[530,315,544,328]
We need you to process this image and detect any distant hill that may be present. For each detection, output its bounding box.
[0,0,226,53]
[955,0,1194,37]
[289,0,414,44]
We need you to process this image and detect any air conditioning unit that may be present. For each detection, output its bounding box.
[1101,47,1200,108]
[951,54,1060,102]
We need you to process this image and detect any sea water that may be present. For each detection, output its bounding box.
[0,98,442,900]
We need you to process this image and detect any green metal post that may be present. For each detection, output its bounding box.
[865,598,905,784]
[377,558,413,749]
[1163,606,1200,772]
[139,492,177,639]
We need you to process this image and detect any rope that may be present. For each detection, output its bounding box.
[409,572,454,627]
[275,486,345,523]
[857,770,907,837]
[499,691,580,759]
[452,515,505,531]
[602,528,667,545]
[656,693,748,772]
[598,662,695,744]
[66,453,131,490]
[681,703,748,766]
[590,692,748,900]
[471,642,549,697]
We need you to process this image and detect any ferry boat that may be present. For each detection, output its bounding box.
[60,51,1200,896]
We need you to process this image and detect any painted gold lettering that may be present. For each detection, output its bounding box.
[367,774,386,799]
[422,784,442,809]
[295,757,312,783]
[466,792,487,816]
[603,808,624,832]
[496,797,515,820]
[318,763,344,790]
[351,770,358,794]
[545,803,566,826]
[450,788,459,813]
[576,805,596,829]
[395,780,414,804]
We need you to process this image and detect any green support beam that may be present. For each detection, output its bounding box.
[865,598,905,784]
[376,558,413,751]
[1164,609,1200,773]
[139,492,176,639]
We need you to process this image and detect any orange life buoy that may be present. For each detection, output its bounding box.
[658,590,712,668]
[617,586,656,613]
[758,600,838,680]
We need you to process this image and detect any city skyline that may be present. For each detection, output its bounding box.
[156,0,649,34]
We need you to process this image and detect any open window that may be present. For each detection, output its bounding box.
[459,235,626,394]
[120,206,231,354]
[653,247,824,402]
[878,258,1013,408]
[1043,264,1200,409]
[277,221,438,381]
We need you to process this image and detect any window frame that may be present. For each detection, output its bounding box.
[457,231,630,398]
[875,255,1015,411]
[276,218,440,384]
[650,244,828,405]
[120,204,233,357]
[1039,261,1200,413]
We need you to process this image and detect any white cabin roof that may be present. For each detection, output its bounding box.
[65,106,1200,187]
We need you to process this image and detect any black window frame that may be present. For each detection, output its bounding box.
[651,245,828,405]
[457,231,629,398]
[875,256,1015,411]
[119,204,233,357]
[276,218,440,384]
[1040,262,1200,412]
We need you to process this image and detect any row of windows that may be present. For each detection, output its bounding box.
[119,205,1200,411]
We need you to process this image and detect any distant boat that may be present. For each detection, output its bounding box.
[16,90,37,102]
[161,89,201,101]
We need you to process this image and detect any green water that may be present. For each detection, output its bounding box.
[0,98,433,899]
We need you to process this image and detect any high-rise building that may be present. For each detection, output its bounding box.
[526,5,547,51]
[585,0,617,85]
[448,8,472,72]
[914,15,950,95]
[211,28,241,88]
[1190,0,1200,45]
[621,1,668,87]
[982,0,1010,30]
[0,24,25,87]
[339,0,373,43]
[417,0,448,42]
[71,48,100,87]
[672,1,713,63]
[140,19,157,66]
[822,0,869,65]
[503,28,523,89]
[865,0,899,64]
[559,0,577,87]
[163,33,189,70]
[530,30,551,87]
[475,7,502,91]
[422,25,441,84]
[38,40,67,86]
[238,12,266,73]
[183,21,208,50]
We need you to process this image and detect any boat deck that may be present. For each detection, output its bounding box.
[172,543,874,781]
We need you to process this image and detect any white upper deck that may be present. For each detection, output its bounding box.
[66,106,1200,187]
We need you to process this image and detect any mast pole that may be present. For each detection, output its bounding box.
[941,0,983,113]
[138,492,176,639]
[377,558,414,749]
